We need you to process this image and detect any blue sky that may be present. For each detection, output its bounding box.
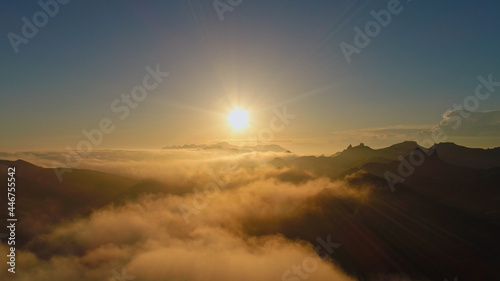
[1,0,500,153]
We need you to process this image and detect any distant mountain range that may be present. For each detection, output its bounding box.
[271,141,500,177]
[270,141,500,220]
[162,142,291,153]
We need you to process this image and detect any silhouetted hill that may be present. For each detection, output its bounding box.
[332,141,423,166]
[433,142,500,169]
[356,147,500,223]
[249,147,500,280]
[271,141,424,178]
[0,159,175,255]
[272,141,500,180]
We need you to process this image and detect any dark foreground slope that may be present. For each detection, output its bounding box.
[264,142,500,280]
[0,160,176,257]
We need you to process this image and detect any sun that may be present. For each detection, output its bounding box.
[228,109,248,130]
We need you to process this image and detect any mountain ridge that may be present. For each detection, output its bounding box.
[162,142,291,153]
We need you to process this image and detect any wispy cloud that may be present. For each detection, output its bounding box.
[420,110,500,138]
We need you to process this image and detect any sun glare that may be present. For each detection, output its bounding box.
[228,109,248,130]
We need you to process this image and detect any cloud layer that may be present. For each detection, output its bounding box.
[0,150,362,281]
